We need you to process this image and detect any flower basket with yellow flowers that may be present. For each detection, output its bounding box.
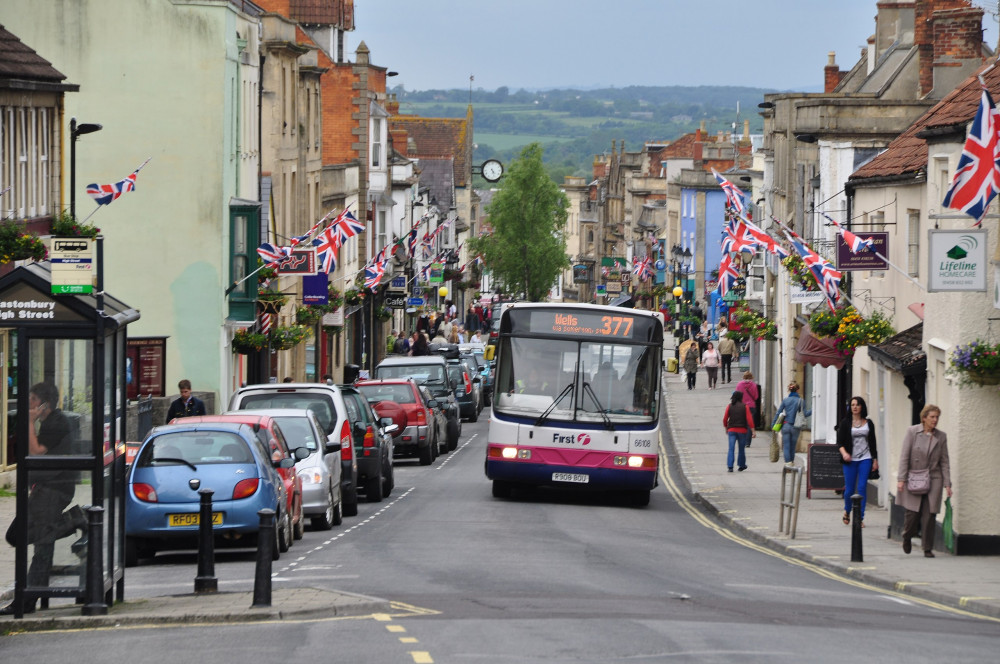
[326,285,343,310]
[269,324,311,351]
[727,302,777,341]
[781,254,819,291]
[344,288,363,305]
[295,305,324,326]
[810,305,894,357]
[232,328,267,354]
[0,220,47,264]
[949,340,1000,387]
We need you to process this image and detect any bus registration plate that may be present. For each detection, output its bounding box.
[552,472,589,484]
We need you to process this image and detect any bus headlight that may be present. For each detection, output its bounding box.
[501,447,518,459]
[627,456,645,468]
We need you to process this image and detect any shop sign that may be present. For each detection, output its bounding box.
[928,229,987,292]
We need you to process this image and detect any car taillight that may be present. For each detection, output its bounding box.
[416,408,427,425]
[232,478,259,499]
[133,483,158,503]
[464,372,472,394]
[340,420,354,461]
[363,425,375,448]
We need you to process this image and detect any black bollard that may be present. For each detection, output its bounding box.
[850,493,864,562]
[195,488,218,593]
[251,509,275,608]
[82,506,107,616]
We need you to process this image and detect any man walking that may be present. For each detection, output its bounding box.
[718,334,736,383]
[166,379,207,423]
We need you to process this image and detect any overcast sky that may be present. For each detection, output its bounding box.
[353,0,999,92]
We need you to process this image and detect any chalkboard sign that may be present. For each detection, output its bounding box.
[807,443,844,498]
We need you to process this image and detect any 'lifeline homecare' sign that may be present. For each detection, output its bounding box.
[928,229,988,292]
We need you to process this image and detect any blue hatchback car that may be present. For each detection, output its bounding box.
[125,420,306,566]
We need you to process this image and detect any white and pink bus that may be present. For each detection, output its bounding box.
[485,303,663,505]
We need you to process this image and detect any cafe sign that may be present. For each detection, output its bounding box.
[928,229,987,292]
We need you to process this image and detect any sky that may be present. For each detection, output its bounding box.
[353,0,1000,93]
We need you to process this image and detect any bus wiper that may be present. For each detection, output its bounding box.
[152,457,198,471]
[581,382,614,430]
[534,383,575,427]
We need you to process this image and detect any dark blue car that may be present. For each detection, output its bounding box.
[125,420,305,566]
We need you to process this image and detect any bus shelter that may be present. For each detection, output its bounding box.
[1,263,139,618]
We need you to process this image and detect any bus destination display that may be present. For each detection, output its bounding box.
[532,311,634,338]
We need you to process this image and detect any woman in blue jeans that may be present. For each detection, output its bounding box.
[772,382,811,465]
[723,391,755,472]
[836,396,878,527]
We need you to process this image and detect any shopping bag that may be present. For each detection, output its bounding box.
[769,432,780,463]
[943,497,954,553]
[771,414,784,432]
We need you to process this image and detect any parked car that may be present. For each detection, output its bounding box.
[230,408,343,530]
[419,385,450,456]
[357,378,438,465]
[228,382,360,517]
[340,389,397,501]
[183,414,306,544]
[125,419,308,566]
[430,343,481,422]
[374,354,461,450]
[462,344,493,406]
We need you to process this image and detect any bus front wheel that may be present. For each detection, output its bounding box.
[630,490,651,507]
[492,480,512,498]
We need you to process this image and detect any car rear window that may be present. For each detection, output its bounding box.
[272,416,319,451]
[358,384,416,404]
[139,432,253,466]
[237,393,335,433]
[375,364,446,384]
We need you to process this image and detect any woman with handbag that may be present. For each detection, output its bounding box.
[771,382,811,466]
[836,396,878,527]
[897,404,952,558]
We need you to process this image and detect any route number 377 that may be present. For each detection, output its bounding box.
[600,316,633,336]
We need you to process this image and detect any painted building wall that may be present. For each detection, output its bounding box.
[2,0,261,405]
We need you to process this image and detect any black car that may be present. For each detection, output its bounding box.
[340,389,396,502]
[431,343,482,421]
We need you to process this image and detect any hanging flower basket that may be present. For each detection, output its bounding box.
[326,286,343,310]
[781,254,819,291]
[257,289,287,314]
[232,329,267,354]
[269,324,310,351]
[810,305,894,357]
[295,305,324,326]
[949,340,1000,388]
[0,220,47,264]
[322,325,343,335]
[344,288,363,306]
[728,303,777,341]
[50,211,100,238]
[374,306,392,321]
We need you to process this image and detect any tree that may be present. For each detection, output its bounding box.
[469,143,570,302]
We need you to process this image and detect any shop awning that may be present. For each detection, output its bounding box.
[794,325,846,370]
[867,323,926,376]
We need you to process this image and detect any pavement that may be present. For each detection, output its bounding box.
[1,370,999,628]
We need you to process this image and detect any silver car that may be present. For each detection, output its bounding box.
[227,408,343,530]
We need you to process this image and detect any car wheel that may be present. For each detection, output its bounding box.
[312,487,336,531]
[343,486,359,517]
[332,485,344,526]
[418,442,433,465]
[125,537,139,567]
[271,514,282,560]
[468,404,479,423]
[293,497,305,540]
[365,466,383,503]
[383,457,394,497]
[278,509,292,553]
[492,479,512,498]
[447,418,460,450]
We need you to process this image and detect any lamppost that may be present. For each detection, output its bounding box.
[69,118,103,221]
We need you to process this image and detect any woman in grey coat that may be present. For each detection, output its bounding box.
[897,404,952,558]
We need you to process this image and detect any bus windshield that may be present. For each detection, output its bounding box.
[493,335,659,424]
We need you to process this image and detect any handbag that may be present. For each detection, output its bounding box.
[943,497,955,553]
[907,468,931,495]
[869,467,880,480]
[769,432,780,463]
[771,414,784,432]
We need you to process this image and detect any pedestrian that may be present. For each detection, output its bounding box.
[717,333,736,383]
[735,371,759,443]
[387,330,398,355]
[166,379,207,423]
[474,303,485,330]
[723,390,755,472]
[465,305,478,334]
[470,330,483,344]
[448,326,460,344]
[416,311,431,336]
[411,332,430,356]
[393,331,409,355]
[702,341,721,389]
[836,396,878,528]
[771,381,811,465]
[1,382,87,615]
[897,404,952,558]
[682,340,700,390]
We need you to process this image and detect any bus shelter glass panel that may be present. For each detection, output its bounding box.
[23,337,95,596]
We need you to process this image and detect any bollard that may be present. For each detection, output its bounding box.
[850,493,864,562]
[251,508,275,608]
[82,506,107,616]
[194,488,218,593]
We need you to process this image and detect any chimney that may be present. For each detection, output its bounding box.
[824,52,845,93]
[743,119,750,141]
[917,0,983,97]
[386,93,399,115]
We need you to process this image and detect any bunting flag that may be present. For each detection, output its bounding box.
[820,212,874,253]
[785,231,842,311]
[711,168,746,214]
[86,158,151,206]
[716,254,741,296]
[364,261,386,291]
[312,226,340,274]
[420,232,435,259]
[257,242,290,266]
[942,86,1000,227]
[632,256,654,282]
[407,228,419,258]
[721,221,757,255]
[330,209,366,245]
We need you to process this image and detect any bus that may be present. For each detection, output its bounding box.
[484,303,663,504]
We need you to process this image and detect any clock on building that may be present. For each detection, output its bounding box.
[481,159,504,182]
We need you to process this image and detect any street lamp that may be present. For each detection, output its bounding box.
[70,118,103,221]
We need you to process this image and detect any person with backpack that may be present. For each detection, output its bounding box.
[723,390,755,472]
[772,381,812,466]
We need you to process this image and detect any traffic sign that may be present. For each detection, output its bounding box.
[407,297,424,306]
[50,237,95,295]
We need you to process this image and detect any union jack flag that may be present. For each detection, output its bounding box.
[715,254,741,296]
[86,158,151,206]
[712,168,746,214]
[257,242,290,266]
[329,210,366,245]
[407,228,419,258]
[721,222,758,255]
[820,212,874,253]
[312,227,340,274]
[942,87,1000,226]
[786,232,842,311]
[632,256,654,282]
[364,261,386,291]
[420,233,435,259]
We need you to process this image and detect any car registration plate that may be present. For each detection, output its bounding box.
[168,512,223,527]
[552,472,589,484]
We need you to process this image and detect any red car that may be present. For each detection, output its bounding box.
[356,379,439,465]
[179,414,306,552]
